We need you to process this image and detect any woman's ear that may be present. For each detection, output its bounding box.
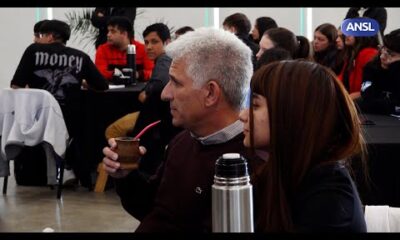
[204,80,221,107]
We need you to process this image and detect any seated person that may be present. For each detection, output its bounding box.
[337,30,378,99]
[102,27,256,232]
[240,60,367,232]
[10,19,109,188]
[357,29,400,115]
[105,23,182,178]
[95,16,154,83]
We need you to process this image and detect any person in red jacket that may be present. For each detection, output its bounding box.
[95,16,154,82]
[338,31,378,99]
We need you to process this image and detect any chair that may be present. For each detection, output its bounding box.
[365,205,400,232]
[0,88,70,199]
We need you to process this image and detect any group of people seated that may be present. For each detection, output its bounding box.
[7,7,400,232]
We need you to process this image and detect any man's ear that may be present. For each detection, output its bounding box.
[47,34,55,43]
[122,31,129,39]
[165,38,171,45]
[204,80,221,107]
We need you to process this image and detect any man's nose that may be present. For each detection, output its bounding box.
[161,81,172,101]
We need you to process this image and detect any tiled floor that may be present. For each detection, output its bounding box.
[0,163,139,232]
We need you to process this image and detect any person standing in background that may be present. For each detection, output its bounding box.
[91,7,137,49]
[345,7,387,35]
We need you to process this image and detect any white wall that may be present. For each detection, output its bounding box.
[1,7,399,89]
[134,8,207,41]
[53,7,96,59]
[0,8,36,89]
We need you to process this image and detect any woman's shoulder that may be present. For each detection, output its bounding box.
[299,161,353,197]
[293,161,366,232]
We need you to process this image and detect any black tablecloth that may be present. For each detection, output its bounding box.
[354,113,400,206]
[78,83,145,186]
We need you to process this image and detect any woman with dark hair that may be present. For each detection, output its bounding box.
[357,29,400,115]
[338,28,379,99]
[336,27,345,50]
[240,60,367,232]
[251,17,278,44]
[256,27,310,60]
[312,23,343,74]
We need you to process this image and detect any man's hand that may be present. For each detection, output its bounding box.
[138,90,147,103]
[102,138,147,178]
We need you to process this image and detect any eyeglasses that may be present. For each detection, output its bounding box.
[378,45,400,58]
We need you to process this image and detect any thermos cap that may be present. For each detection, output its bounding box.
[215,153,249,178]
[222,153,240,159]
[127,44,136,54]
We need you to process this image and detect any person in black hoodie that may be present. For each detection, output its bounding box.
[223,12,259,67]
[357,29,400,115]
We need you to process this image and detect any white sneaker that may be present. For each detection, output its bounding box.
[62,169,77,185]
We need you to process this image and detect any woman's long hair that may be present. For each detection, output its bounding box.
[249,60,366,232]
[254,17,278,43]
[342,31,379,89]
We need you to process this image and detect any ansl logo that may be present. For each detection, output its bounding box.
[341,18,380,37]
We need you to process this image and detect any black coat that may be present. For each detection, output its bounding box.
[358,57,400,114]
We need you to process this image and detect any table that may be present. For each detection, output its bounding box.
[78,82,146,187]
[354,113,400,206]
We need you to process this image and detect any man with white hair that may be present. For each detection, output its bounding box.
[102,27,257,232]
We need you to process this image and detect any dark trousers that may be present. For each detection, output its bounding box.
[61,104,93,189]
